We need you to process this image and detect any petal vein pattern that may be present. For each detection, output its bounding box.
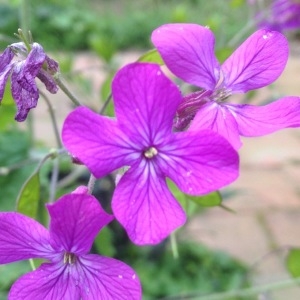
[112,160,186,245]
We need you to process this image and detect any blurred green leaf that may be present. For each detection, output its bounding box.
[137,49,164,65]
[0,261,31,291]
[94,226,116,257]
[167,180,203,217]
[0,129,34,211]
[0,130,30,166]
[0,83,17,131]
[88,34,116,63]
[188,191,222,207]
[171,5,188,23]
[230,0,245,8]
[215,47,233,63]
[287,248,300,278]
[16,170,40,219]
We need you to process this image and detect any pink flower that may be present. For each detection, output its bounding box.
[151,23,300,149]
[62,63,239,245]
[0,187,141,300]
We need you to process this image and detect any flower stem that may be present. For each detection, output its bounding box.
[20,0,30,40]
[54,73,82,107]
[170,232,179,259]
[178,277,300,300]
[87,174,97,194]
[39,90,62,148]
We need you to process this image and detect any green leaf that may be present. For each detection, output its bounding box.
[286,248,300,278]
[0,83,17,131]
[88,34,116,63]
[137,49,164,65]
[187,191,222,207]
[93,226,116,257]
[16,170,40,219]
[166,179,203,217]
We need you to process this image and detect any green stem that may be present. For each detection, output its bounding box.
[99,93,112,114]
[171,277,300,300]
[20,0,30,40]
[54,73,82,107]
[29,258,36,271]
[170,232,179,259]
[39,90,63,148]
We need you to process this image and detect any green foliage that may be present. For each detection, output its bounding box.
[188,191,222,207]
[286,248,300,278]
[0,261,31,297]
[137,49,164,65]
[0,0,249,53]
[0,129,35,211]
[16,170,40,219]
[121,241,249,300]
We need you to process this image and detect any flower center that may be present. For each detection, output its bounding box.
[63,252,77,265]
[144,147,158,159]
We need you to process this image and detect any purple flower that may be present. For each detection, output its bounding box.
[0,42,58,121]
[151,24,300,149]
[0,186,141,300]
[257,0,300,32]
[62,62,239,245]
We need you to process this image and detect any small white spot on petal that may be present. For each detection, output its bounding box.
[186,170,192,177]
[132,274,136,280]
[157,70,161,76]
[118,274,123,279]
[262,32,273,40]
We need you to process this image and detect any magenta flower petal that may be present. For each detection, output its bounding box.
[11,70,39,121]
[9,263,81,300]
[76,254,141,299]
[151,23,220,90]
[112,163,186,245]
[47,192,113,254]
[0,213,52,263]
[62,106,138,178]
[188,102,242,149]
[161,130,239,194]
[0,47,14,100]
[222,29,288,93]
[10,254,141,300]
[37,69,59,94]
[228,96,300,137]
[112,63,182,140]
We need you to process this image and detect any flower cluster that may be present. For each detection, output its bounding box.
[1,20,300,299]
[0,42,58,121]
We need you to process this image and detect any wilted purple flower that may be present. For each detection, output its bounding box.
[0,42,59,121]
[151,24,300,149]
[0,187,141,299]
[62,62,239,245]
[257,0,300,32]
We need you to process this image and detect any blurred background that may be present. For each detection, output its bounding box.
[1,0,300,299]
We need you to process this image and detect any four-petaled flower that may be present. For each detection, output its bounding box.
[0,42,59,121]
[62,62,239,245]
[0,186,141,300]
[151,24,300,149]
